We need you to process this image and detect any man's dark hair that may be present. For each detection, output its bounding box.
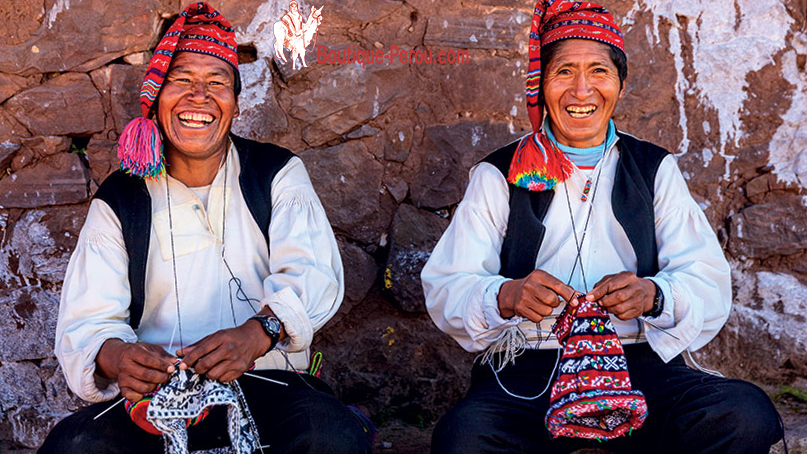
[540,39,628,94]
[234,69,242,97]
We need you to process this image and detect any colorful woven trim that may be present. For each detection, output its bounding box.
[509,1,624,192]
[124,387,211,435]
[546,390,647,440]
[545,299,648,441]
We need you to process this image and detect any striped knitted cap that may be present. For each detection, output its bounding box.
[140,2,239,117]
[117,2,239,179]
[507,1,625,192]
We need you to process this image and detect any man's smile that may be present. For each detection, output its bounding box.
[177,111,216,128]
[566,105,597,119]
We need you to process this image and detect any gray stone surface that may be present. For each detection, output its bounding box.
[384,204,448,313]
[0,287,60,362]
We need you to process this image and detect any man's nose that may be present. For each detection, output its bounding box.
[570,73,594,98]
[189,80,209,100]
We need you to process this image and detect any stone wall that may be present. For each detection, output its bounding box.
[0,0,805,449]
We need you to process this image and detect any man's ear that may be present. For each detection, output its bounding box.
[619,77,627,99]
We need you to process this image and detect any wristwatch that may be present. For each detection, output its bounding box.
[643,281,665,318]
[249,314,282,353]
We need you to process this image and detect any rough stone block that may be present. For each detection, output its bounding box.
[340,242,379,305]
[0,0,163,75]
[0,108,31,147]
[0,153,88,209]
[384,204,448,313]
[85,137,119,185]
[299,140,393,244]
[411,120,520,209]
[6,206,87,284]
[0,287,59,362]
[231,59,288,143]
[5,73,105,137]
[280,64,403,147]
[90,64,147,134]
[728,195,807,259]
[0,73,38,104]
[424,9,531,50]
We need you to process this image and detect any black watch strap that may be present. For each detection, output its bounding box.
[250,315,281,354]
[643,281,664,318]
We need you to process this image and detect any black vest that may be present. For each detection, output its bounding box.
[93,135,295,329]
[481,131,669,280]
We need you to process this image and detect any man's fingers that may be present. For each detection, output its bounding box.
[527,270,577,305]
[587,272,635,302]
[604,301,643,320]
[517,304,548,324]
[205,360,248,383]
[120,387,144,403]
[184,338,237,374]
[128,344,176,372]
[598,287,636,308]
[178,338,219,369]
[524,284,562,308]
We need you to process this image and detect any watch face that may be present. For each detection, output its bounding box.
[266,317,282,335]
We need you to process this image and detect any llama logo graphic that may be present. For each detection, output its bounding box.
[273,1,324,70]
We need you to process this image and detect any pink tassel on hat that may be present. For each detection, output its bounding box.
[117,118,166,179]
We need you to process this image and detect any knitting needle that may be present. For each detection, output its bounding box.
[243,372,288,386]
[93,397,125,420]
[639,317,681,341]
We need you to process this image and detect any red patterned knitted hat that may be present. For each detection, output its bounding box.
[545,298,647,440]
[117,2,239,179]
[508,1,625,192]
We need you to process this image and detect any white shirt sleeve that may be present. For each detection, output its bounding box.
[645,155,732,361]
[55,199,138,402]
[261,157,345,353]
[422,163,520,352]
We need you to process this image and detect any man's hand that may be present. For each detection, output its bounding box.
[586,271,655,320]
[176,308,285,383]
[498,270,580,323]
[96,339,177,402]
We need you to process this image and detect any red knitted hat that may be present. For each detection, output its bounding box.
[508,1,625,192]
[545,299,647,440]
[118,2,239,179]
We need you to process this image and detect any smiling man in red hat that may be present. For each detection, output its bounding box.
[422,1,783,453]
[40,3,372,453]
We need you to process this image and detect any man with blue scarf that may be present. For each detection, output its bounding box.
[422,1,783,453]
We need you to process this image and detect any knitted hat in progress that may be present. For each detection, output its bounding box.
[545,298,648,440]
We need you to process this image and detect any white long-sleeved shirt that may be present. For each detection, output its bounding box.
[56,143,344,402]
[422,134,731,363]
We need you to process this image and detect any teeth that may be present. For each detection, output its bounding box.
[178,112,214,124]
[567,106,596,118]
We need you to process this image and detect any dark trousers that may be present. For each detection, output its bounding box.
[39,370,372,454]
[431,343,783,454]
